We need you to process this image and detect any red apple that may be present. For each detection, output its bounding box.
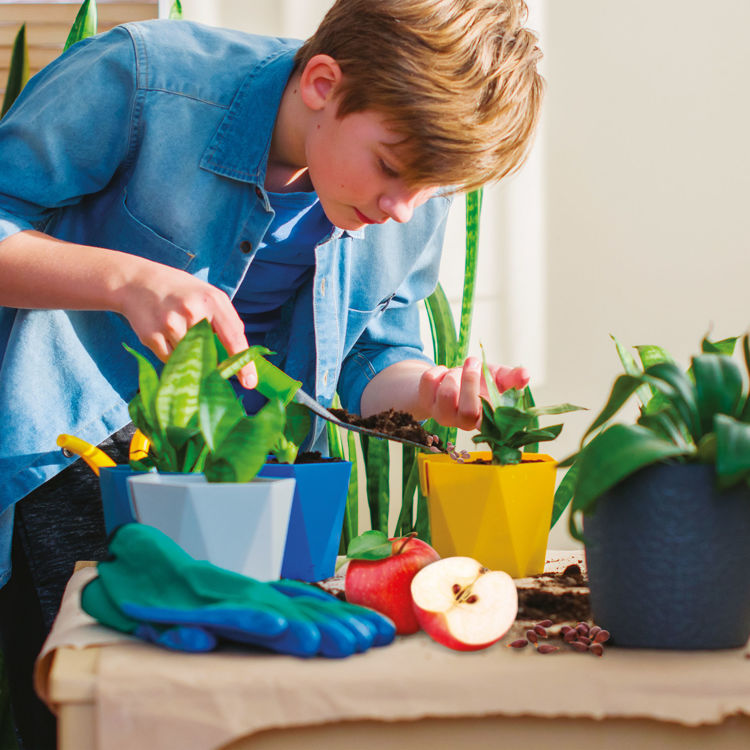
[411,556,517,651]
[345,536,440,634]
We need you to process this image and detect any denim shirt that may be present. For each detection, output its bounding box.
[0,20,449,585]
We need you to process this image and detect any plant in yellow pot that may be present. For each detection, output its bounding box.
[419,359,583,577]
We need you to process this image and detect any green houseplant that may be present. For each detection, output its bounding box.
[107,319,351,582]
[564,334,750,649]
[417,356,583,578]
[115,319,297,579]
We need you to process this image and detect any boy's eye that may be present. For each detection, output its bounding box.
[379,159,399,178]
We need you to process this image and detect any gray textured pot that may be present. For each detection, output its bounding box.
[583,462,750,649]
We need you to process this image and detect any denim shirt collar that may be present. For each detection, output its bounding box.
[199,44,297,186]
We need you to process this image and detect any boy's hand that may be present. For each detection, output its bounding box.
[417,357,529,430]
[117,260,258,389]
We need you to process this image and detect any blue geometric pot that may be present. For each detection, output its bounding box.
[99,465,140,535]
[259,459,351,582]
[584,461,750,649]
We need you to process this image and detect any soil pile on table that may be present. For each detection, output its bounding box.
[516,564,591,623]
[330,407,442,449]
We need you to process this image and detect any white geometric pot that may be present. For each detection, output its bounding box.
[127,473,296,581]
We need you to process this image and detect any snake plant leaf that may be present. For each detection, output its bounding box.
[424,282,458,368]
[362,436,390,533]
[341,428,359,549]
[63,0,98,52]
[198,370,245,452]
[643,361,701,441]
[691,353,745,435]
[637,408,691,448]
[568,424,690,540]
[701,335,738,355]
[714,413,750,489]
[396,447,419,536]
[527,402,586,417]
[205,398,285,483]
[1,25,29,119]
[508,424,563,448]
[456,189,482,363]
[611,335,652,405]
[634,344,674,370]
[155,319,217,431]
[583,374,649,439]
[168,0,184,20]
[551,460,579,529]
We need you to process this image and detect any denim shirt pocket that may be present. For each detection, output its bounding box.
[343,294,395,354]
[120,191,196,270]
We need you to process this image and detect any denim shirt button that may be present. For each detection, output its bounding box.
[240,240,253,253]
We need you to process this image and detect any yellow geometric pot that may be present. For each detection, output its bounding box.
[418,451,557,578]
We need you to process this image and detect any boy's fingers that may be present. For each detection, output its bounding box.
[418,366,449,411]
[456,358,482,428]
[211,306,257,389]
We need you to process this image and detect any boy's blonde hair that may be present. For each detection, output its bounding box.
[295,0,544,192]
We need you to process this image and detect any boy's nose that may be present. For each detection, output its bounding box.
[378,186,436,223]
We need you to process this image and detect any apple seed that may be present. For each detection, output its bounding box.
[526,629,538,644]
[589,643,604,657]
[536,644,560,654]
[508,639,529,649]
[593,629,610,643]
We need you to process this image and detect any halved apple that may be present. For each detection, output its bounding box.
[411,556,518,651]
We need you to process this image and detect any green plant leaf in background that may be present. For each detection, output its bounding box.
[63,0,98,52]
[1,24,29,119]
[568,423,689,540]
[169,0,184,20]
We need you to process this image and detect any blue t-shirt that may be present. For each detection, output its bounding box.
[233,189,332,411]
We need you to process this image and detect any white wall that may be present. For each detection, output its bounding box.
[176,1,750,548]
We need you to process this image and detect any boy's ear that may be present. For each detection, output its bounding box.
[299,54,343,111]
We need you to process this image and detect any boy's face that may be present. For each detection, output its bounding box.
[305,107,437,231]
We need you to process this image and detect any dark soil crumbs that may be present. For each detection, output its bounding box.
[330,407,442,449]
[516,565,591,623]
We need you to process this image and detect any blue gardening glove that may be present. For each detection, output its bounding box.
[82,524,395,657]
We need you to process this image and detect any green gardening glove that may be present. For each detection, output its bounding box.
[82,524,395,657]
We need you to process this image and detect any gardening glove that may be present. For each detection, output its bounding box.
[81,524,395,658]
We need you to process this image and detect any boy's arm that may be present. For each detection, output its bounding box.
[360,357,529,430]
[0,231,256,388]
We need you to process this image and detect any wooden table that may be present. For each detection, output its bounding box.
[38,558,750,750]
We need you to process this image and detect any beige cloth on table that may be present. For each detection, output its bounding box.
[35,555,750,750]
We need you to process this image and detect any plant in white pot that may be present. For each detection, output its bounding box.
[123,319,297,580]
[564,334,750,649]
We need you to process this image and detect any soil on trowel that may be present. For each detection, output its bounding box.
[515,564,591,624]
[330,407,442,449]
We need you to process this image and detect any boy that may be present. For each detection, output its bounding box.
[0,0,542,745]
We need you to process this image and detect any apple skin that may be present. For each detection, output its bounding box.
[345,537,440,634]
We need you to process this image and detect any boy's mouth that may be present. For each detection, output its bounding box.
[354,208,385,225]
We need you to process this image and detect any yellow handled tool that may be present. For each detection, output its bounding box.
[57,430,151,476]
